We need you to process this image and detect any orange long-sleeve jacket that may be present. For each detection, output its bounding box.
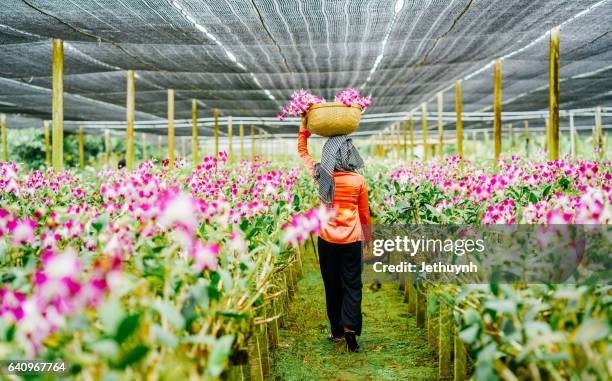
[297,127,371,244]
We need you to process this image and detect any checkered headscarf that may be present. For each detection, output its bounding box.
[314,135,364,206]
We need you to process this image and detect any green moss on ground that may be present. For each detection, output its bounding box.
[270,246,437,381]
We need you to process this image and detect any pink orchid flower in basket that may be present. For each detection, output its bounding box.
[277,88,371,120]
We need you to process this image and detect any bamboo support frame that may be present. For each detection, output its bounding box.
[569,111,576,157]
[125,70,135,171]
[240,123,245,161]
[493,58,502,168]
[52,39,64,171]
[402,120,407,161]
[595,106,603,155]
[78,126,85,169]
[409,114,415,161]
[167,89,175,168]
[455,81,463,160]
[44,121,50,166]
[508,123,513,151]
[214,109,219,160]
[228,116,233,164]
[439,304,452,379]
[141,133,147,161]
[524,121,530,157]
[437,92,444,160]
[422,103,428,161]
[1,114,6,162]
[192,99,198,166]
[251,125,255,160]
[104,129,110,165]
[549,26,560,161]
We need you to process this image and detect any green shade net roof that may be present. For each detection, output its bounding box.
[0,0,611,136]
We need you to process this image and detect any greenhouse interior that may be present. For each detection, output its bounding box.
[0,0,610,380]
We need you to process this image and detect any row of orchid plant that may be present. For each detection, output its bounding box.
[368,155,611,380]
[0,154,326,379]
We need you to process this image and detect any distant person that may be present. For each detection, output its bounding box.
[118,158,126,170]
[297,118,371,353]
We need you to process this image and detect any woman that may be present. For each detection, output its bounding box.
[297,121,371,352]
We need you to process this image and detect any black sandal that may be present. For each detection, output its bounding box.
[344,331,360,352]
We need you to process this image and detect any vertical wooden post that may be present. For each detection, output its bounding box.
[437,92,444,160]
[409,114,415,161]
[125,70,135,171]
[569,111,576,157]
[228,116,233,164]
[454,326,467,381]
[545,118,550,152]
[251,124,255,160]
[192,99,198,166]
[395,123,401,160]
[508,123,513,152]
[595,106,603,156]
[52,39,64,171]
[141,133,147,161]
[157,135,162,159]
[493,58,502,168]
[104,129,110,165]
[549,26,560,161]
[0,114,6,162]
[421,103,428,161]
[439,304,452,379]
[524,121,530,157]
[402,120,407,161]
[78,126,85,169]
[455,80,463,160]
[167,89,175,168]
[214,109,219,160]
[44,121,51,166]
[240,123,245,161]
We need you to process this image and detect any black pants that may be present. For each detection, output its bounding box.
[317,236,363,336]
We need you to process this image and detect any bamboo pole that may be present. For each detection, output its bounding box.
[104,129,110,166]
[402,120,407,161]
[167,89,175,169]
[454,328,467,381]
[439,304,452,379]
[422,103,428,161]
[251,124,255,160]
[52,39,64,171]
[214,109,219,160]
[1,114,6,162]
[78,126,85,169]
[44,121,50,166]
[493,58,502,168]
[228,116,233,164]
[569,111,576,157]
[125,70,135,171]
[409,113,415,161]
[142,133,147,161]
[549,26,560,161]
[157,135,162,159]
[524,120,530,157]
[437,92,444,160]
[508,123,513,152]
[192,99,198,166]
[595,106,603,156]
[240,123,245,161]
[395,123,401,160]
[455,80,463,160]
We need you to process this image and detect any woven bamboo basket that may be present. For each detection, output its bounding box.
[304,102,362,137]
